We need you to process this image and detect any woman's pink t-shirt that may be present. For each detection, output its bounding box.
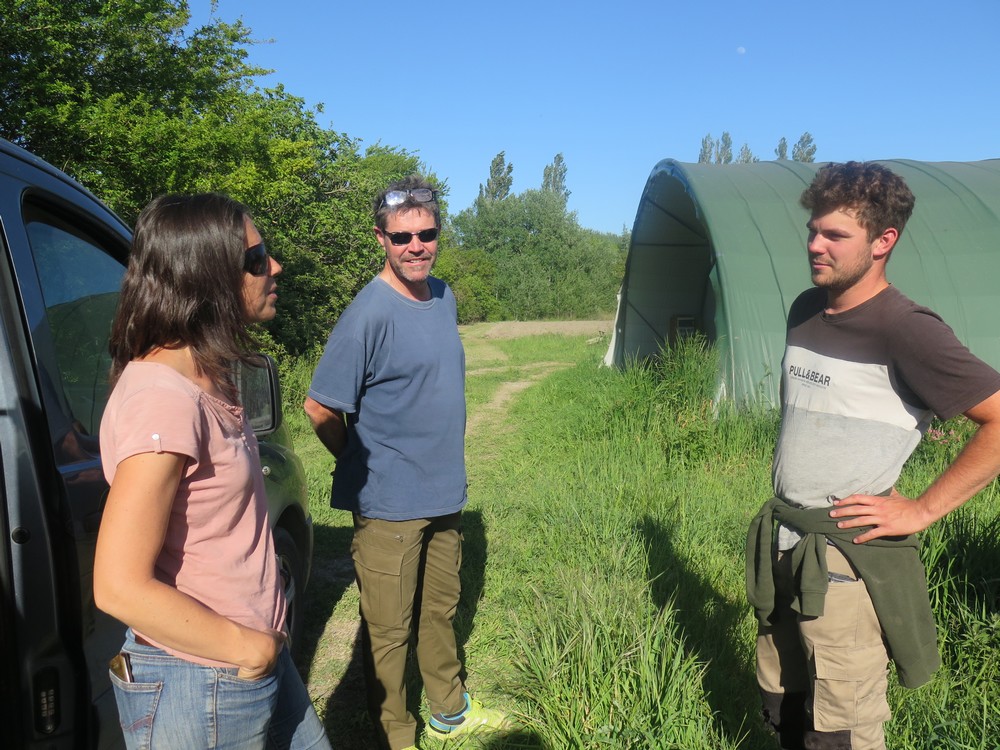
[100,361,286,666]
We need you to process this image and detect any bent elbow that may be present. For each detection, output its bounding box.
[93,567,140,625]
[303,396,338,429]
[302,396,321,426]
[92,576,122,621]
[94,571,124,620]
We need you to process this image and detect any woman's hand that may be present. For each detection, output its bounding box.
[236,627,287,680]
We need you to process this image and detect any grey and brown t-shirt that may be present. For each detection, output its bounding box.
[772,285,1000,548]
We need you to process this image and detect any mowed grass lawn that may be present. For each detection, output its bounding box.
[279,325,1000,749]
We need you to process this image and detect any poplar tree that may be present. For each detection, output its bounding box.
[477,151,514,205]
[793,132,817,162]
[698,134,714,163]
[542,153,570,202]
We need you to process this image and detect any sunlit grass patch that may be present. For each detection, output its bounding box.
[282,328,1000,748]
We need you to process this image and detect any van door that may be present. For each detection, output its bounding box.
[23,197,128,749]
[1,182,129,748]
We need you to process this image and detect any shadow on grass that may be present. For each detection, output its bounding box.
[296,522,355,678]
[467,728,547,748]
[299,511,489,749]
[637,515,767,749]
[291,522,373,746]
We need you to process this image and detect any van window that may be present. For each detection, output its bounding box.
[24,205,125,447]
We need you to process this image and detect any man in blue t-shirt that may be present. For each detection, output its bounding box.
[304,176,505,750]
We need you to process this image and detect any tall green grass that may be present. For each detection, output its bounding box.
[284,333,1000,748]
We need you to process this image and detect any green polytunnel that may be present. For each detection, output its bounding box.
[604,158,1000,407]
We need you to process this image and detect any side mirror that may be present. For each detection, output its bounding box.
[237,354,282,436]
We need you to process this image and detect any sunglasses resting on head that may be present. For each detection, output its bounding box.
[379,188,436,209]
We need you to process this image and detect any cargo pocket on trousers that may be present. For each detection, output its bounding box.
[811,644,891,732]
[353,541,406,624]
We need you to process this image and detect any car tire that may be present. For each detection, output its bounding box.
[273,526,305,659]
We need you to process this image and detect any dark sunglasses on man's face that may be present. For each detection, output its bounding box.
[381,227,440,246]
[244,242,270,276]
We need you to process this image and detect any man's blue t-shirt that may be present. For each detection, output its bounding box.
[308,276,467,520]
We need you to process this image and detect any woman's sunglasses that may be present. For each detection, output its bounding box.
[380,227,440,246]
[243,242,270,276]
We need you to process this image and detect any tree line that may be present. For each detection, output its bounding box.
[2,0,427,355]
[439,152,628,323]
[698,131,817,164]
[2,2,822,350]
[1,0,627,354]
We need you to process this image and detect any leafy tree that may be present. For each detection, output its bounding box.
[542,153,570,203]
[477,151,513,205]
[698,134,714,164]
[737,144,758,164]
[793,132,817,162]
[257,139,428,353]
[450,153,625,322]
[698,133,735,164]
[0,0,433,354]
[714,132,733,165]
[0,0,260,172]
[433,245,501,323]
[775,137,789,160]
[453,184,521,256]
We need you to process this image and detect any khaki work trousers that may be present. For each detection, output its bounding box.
[352,512,465,750]
[756,545,892,750]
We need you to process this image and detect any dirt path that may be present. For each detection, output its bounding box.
[461,320,612,438]
[464,362,572,435]
[461,319,614,340]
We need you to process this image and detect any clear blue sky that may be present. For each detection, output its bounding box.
[188,0,999,235]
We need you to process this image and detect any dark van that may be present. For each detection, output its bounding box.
[0,139,313,749]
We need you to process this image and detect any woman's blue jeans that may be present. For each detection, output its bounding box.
[110,629,330,749]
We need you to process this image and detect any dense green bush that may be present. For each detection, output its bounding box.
[449,184,627,323]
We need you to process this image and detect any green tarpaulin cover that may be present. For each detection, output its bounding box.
[606,158,1000,406]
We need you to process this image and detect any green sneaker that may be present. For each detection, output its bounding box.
[426,692,508,738]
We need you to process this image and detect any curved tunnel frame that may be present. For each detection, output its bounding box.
[607,157,1000,407]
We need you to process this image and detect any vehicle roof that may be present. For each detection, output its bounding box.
[0,138,131,236]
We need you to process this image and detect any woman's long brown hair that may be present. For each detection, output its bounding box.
[108,193,259,401]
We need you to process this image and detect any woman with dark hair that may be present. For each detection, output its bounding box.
[94,194,330,749]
